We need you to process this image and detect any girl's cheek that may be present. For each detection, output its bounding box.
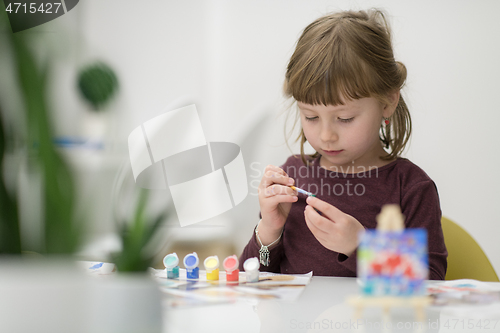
[302,128,313,142]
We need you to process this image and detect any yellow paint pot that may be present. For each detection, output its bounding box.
[204,255,220,281]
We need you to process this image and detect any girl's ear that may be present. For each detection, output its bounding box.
[383,90,400,118]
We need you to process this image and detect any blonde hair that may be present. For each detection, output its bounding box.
[283,9,411,165]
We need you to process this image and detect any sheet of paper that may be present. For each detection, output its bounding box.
[427,279,500,319]
[153,269,312,304]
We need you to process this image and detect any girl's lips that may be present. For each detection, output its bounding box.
[323,149,343,156]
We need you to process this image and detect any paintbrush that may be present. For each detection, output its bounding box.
[290,186,316,197]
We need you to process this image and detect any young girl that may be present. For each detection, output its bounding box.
[239,9,447,280]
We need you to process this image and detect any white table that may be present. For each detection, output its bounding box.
[163,276,500,333]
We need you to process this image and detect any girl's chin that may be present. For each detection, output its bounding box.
[319,155,350,169]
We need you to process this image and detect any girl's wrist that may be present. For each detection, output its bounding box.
[344,248,355,258]
[256,218,283,246]
[255,220,283,267]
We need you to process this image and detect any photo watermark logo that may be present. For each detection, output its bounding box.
[290,318,441,331]
[3,0,80,33]
[127,104,248,227]
[248,161,380,198]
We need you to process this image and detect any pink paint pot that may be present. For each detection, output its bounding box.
[223,255,239,282]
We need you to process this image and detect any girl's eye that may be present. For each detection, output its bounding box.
[305,116,318,122]
[338,117,354,123]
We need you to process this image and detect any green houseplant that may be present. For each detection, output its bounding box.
[112,188,167,272]
[1,5,166,269]
[77,62,119,112]
[1,7,166,332]
[0,8,90,333]
[0,10,80,255]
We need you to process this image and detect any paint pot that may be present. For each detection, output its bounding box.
[204,256,220,281]
[163,253,179,279]
[183,252,199,279]
[243,257,260,283]
[223,255,239,282]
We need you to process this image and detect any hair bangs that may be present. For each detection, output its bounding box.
[286,35,379,106]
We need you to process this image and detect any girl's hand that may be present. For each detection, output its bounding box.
[258,165,298,245]
[304,196,365,257]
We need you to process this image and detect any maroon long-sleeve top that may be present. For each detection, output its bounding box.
[239,155,448,280]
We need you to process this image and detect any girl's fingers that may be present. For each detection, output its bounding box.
[304,205,333,234]
[261,172,294,188]
[265,193,298,206]
[306,196,343,221]
[260,165,294,189]
[263,165,288,180]
[264,164,288,176]
[304,208,329,241]
[263,184,297,198]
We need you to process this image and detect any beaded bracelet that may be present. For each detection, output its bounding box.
[255,220,283,266]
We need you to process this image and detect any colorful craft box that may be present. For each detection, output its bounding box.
[358,228,428,296]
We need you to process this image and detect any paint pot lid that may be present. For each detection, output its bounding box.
[223,255,239,272]
[204,255,219,271]
[163,253,179,268]
[243,257,259,272]
[183,252,199,269]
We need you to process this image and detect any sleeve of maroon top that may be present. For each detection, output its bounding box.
[401,180,448,280]
[238,226,284,273]
[337,250,358,274]
[337,218,370,274]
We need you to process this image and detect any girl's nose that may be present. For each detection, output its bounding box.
[320,125,338,142]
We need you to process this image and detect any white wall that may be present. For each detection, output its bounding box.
[27,1,500,272]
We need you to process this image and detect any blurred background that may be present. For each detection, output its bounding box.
[1,0,499,273]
